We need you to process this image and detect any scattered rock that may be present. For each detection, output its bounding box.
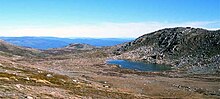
[75,85,82,88]
[46,74,53,78]
[37,71,43,73]
[0,77,10,80]
[73,79,77,82]
[60,79,66,82]
[24,77,30,81]
[10,76,18,81]
[103,85,110,88]
[15,84,21,89]
[36,79,51,84]
[25,96,34,99]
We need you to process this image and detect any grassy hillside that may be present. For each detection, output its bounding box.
[0,40,45,57]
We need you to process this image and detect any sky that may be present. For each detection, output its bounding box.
[0,0,219,38]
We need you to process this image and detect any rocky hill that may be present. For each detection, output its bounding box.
[44,43,97,55]
[113,27,220,74]
[65,43,96,50]
[0,40,44,57]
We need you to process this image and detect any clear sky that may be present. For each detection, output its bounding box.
[0,0,219,38]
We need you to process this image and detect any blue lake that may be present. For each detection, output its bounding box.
[106,60,171,72]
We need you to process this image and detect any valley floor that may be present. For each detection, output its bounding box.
[0,50,220,99]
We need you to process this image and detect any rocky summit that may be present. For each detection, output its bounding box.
[113,27,220,74]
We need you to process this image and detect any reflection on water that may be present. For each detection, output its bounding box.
[107,60,171,72]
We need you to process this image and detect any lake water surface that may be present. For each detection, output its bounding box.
[106,60,171,72]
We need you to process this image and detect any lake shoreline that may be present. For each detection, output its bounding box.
[106,59,172,72]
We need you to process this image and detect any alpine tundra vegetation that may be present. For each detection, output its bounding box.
[0,0,219,98]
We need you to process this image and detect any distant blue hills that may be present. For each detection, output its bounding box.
[0,37,134,50]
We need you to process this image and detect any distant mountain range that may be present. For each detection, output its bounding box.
[0,37,133,50]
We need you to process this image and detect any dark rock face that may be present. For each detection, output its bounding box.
[113,27,220,74]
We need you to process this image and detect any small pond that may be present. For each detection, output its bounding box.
[106,60,171,72]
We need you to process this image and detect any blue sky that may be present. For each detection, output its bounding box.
[0,0,219,38]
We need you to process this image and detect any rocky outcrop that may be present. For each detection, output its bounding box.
[45,43,96,55]
[113,27,220,74]
[65,43,96,50]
